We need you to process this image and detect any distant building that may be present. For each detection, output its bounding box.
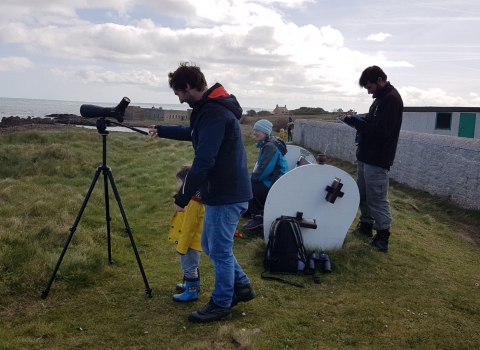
[124,106,143,121]
[125,106,192,122]
[273,104,290,115]
[163,109,191,121]
[402,107,480,139]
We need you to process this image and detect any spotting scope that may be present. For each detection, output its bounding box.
[80,97,130,123]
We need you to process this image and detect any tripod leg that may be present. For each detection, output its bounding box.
[106,169,153,297]
[42,167,103,299]
[103,166,113,263]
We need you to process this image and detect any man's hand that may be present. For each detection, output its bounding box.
[342,113,352,120]
[174,203,185,212]
[148,125,158,138]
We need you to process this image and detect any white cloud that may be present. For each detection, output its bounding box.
[0,1,478,112]
[366,32,392,42]
[52,67,163,87]
[0,56,34,71]
[256,0,313,5]
[0,18,412,101]
[400,86,467,106]
[469,92,478,97]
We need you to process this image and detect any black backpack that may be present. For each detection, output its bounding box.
[261,216,309,287]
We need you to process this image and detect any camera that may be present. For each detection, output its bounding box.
[308,251,331,273]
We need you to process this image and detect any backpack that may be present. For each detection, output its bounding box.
[261,216,309,287]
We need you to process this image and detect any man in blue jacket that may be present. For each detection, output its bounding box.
[148,62,255,323]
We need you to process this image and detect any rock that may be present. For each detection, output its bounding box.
[0,116,55,127]
[47,114,96,126]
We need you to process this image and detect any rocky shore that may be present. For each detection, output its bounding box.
[0,114,152,134]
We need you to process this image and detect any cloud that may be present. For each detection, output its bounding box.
[52,67,163,87]
[0,18,412,98]
[469,92,480,104]
[253,0,315,8]
[366,32,392,42]
[400,86,468,106]
[0,56,34,71]
[8,1,475,113]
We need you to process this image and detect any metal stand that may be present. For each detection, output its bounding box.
[42,119,152,299]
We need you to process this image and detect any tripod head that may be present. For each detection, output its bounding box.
[80,97,130,123]
[94,118,148,135]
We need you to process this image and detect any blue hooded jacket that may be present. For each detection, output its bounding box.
[156,83,253,207]
[251,136,289,188]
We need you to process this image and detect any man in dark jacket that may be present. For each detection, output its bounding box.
[148,62,255,323]
[342,65,403,252]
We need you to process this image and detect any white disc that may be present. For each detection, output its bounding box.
[284,145,317,170]
[263,164,359,250]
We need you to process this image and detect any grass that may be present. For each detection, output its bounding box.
[1,127,480,349]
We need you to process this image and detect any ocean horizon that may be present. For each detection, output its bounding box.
[0,96,190,119]
[0,96,270,119]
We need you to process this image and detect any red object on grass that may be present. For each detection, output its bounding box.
[234,230,243,237]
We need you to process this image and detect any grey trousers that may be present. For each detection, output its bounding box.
[180,248,201,279]
[356,161,392,231]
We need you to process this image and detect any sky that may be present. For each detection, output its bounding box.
[0,0,479,113]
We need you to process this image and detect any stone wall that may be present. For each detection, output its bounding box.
[293,119,480,210]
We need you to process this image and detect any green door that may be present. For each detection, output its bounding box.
[458,113,476,138]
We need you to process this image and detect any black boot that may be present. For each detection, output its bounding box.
[188,298,232,323]
[231,283,256,307]
[352,222,373,238]
[371,229,390,252]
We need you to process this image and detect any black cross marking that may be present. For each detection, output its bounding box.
[325,178,344,204]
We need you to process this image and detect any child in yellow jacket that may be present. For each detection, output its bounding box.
[168,165,205,302]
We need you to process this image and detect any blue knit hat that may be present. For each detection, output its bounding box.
[253,119,273,136]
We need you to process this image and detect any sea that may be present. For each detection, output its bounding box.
[0,96,189,119]
[0,96,269,119]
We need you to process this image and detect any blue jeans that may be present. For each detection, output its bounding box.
[180,249,201,279]
[201,202,250,308]
[357,162,392,231]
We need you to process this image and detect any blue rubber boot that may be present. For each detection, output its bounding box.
[176,276,186,292]
[173,278,199,302]
[176,269,201,292]
[176,279,186,292]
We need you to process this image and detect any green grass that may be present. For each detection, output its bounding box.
[1,128,480,350]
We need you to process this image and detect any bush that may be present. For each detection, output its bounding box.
[291,107,327,115]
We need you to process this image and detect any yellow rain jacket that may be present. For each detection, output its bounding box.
[168,196,204,254]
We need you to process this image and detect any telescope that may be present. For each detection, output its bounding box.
[80,97,130,123]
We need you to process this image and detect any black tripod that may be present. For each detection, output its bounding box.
[42,118,152,299]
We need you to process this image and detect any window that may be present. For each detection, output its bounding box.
[435,113,452,130]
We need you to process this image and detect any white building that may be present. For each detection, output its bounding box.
[402,107,480,139]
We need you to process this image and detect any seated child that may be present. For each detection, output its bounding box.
[243,119,289,230]
[168,165,205,302]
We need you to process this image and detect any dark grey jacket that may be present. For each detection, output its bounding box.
[346,83,403,170]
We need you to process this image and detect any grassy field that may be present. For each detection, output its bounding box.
[1,126,479,350]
